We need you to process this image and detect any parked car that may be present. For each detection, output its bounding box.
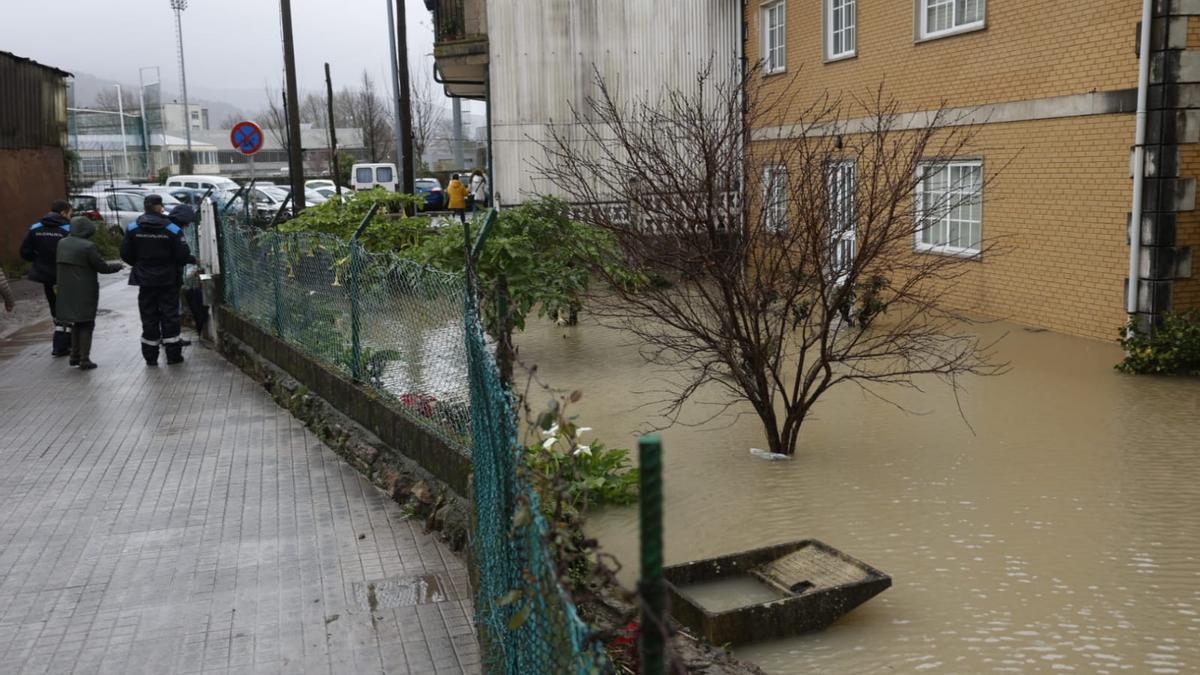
[165,174,239,191]
[313,186,351,201]
[69,194,105,224]
[80,190,184,231]
[305,179,336,191]
[351,163,398,192]
[414,177,444,211]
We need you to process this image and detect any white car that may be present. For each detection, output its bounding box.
[305,179,336,191]
[165,175,239,191]
[351,163,398,192]
[81,189,184,231]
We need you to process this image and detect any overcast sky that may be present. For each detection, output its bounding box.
[0,0,479,115]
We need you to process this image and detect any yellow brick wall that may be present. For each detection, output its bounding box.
[1173,144,1200,311]
[748,0,1141,116]
[752,113,1136,341]
[1188,16,1200,50]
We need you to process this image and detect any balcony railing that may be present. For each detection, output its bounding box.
[431,0,467,42]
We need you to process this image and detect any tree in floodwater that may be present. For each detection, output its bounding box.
[536,63,1007,456]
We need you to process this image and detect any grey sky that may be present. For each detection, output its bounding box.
[0,0,479,116]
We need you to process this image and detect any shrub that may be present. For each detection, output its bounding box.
[1117,310,1200,375]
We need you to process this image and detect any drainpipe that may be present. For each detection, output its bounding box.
[1127,0,1154,316]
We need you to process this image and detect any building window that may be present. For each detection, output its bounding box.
[919,0,984,39]
[827,160,857,277]
[762,1,786,74]
[763,165,788,232]
[827,0,856,60]
[915,160,982,255]
[191,110,200,120]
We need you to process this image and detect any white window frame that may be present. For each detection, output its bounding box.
[827,160,857,280]
[826,0,856,61]
[917,0,985,40]
[762,1,787,75]
[763,165,789,233]
[914,159,983,257]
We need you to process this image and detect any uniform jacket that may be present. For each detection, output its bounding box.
[20,212,70,284]
[446,179,468,210]
[120,213,194,287]
[55,218,123,323]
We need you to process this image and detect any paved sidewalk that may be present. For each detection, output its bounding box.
[0,277,479,675]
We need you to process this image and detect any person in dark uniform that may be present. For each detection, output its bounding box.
[56,216,124,369]
[121,195,194,365]
[167,204,207,342]
[20,199,74,355]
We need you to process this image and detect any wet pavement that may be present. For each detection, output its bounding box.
[516,314,1200,674]
[0,277,478,675]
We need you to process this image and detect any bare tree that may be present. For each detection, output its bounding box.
[537,64,1008,457]
[258,85,290,152]
[340,70,393,163]
[300,92,328,128]
[92,87,140,112]
[410,75,446,169]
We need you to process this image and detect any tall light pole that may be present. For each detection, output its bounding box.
[115,85,131,179]
[138,67,156,177]
[280,0,306,212]
[170,0,194,173]
[385,0,404,173]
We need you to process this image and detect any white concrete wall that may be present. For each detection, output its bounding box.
[486,0,741,205]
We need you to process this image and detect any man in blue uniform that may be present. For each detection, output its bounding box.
[121,195,194,365]
[20,199,74,356]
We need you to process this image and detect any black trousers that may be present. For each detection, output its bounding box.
[138,285,183,362]
[44,282,72,355]
[184,287,208,336]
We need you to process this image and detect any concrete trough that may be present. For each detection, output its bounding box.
[663,539,891,646]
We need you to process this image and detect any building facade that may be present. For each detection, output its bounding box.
[0,51,70,263]
[430,0,741,206]
[747,0,1199,340]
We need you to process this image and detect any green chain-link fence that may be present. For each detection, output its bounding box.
[219,207,613,674]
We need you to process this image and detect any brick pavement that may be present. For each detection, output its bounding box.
[0,277,479,675]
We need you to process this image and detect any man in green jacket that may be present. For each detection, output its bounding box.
[56,217,123,369]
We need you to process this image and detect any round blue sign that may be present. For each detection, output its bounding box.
[230,121,264,156]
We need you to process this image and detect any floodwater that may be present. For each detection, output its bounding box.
[514,316,1200,674]
[679,575,790,614]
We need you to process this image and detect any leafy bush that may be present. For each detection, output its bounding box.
[1117,310,1200,375]
[524,392,639,516]
[91,218,122,261]
[278,188,426,251]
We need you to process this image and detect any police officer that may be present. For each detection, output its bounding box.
[121,194,194,365]
[20,199,74,356]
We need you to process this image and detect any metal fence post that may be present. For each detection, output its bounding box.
[347,202,379,382]
[638,434,666,675]
[348,241,363,382]
[269,234,284,336]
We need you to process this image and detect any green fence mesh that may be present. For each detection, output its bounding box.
[220,206,611,674]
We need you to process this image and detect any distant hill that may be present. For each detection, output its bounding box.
[68,70,249,126]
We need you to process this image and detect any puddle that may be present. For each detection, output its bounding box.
[679,576,789,614]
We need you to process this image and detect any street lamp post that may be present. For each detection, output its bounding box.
[139,66,160,177]
[170,0,194,173]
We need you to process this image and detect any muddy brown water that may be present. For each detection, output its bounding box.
[514,316,1200,674]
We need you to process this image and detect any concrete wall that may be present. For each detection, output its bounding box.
[0,147,66,263]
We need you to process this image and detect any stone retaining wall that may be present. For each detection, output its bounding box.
[215,305,471,551]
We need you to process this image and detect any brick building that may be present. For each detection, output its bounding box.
[746,0,1197,340]
[0,51,71,264]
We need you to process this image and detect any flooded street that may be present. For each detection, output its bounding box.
[515,317,1200,674]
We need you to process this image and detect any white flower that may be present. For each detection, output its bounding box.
[542,436,558,450]
[573,445,592,457]
[576,427,592,435]
[541,423,560,438]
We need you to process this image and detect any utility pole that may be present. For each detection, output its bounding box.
[280,0,306,212]
[395,0,415,193]
[170,0,194,173]
[385,0,404,177]
[325,63,342,199]
[137,67,157,177]
[115,85,131,180]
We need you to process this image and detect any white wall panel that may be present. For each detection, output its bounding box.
[486,0,741,205]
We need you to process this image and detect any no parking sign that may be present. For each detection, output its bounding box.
[230,120,264,156]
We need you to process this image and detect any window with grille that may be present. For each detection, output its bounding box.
[827,160,857,277]
[762,1,787,74]
[915,160,982,255]
[920,0,984,39]
[827,0,856,60]
[763,166,788,232]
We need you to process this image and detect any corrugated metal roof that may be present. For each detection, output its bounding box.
[0,51,73,77]
[0,51,71,150]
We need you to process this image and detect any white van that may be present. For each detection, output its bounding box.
[351,163,398,192]
[166,175,240,191]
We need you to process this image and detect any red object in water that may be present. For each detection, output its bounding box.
[610,621,640,669]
